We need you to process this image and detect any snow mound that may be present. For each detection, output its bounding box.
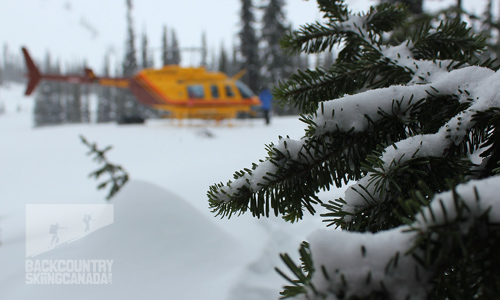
[5,180,243,300]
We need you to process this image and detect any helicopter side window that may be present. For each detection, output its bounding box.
[225,85,235,98]
[211,85,220,99]
[187,85,205,99]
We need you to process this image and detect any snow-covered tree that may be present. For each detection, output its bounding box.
[208,1,500,298]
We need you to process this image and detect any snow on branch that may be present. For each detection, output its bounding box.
[209,65,497,220]
[339,67,499,216]
[209,0,493,224]
[284,176,500,300]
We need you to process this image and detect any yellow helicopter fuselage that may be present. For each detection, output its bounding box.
[22,47,261,121]
[128,66,260,120]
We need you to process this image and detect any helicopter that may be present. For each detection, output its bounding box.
[22,47,262,123]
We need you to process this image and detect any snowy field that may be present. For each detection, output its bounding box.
[0,83,342,300]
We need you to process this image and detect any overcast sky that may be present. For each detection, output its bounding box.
[0,0,326,69]
[1,0,486,70]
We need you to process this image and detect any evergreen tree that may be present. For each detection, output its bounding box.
[229,43,240,76]
[480,0,500,59]
[383,0,423,15]
[71,60,91,124]
[208,1,500,298]
[239,0,261,93]
[323,51,335,68]
[66,83,82,123]
[161,25,169,66]
[61,61,83,124]
[218,43,229,74]
[209,47,217,71]
[2,44,24,83]
[33,52,63,126]
[81,80,91,123]
[33,82,53,126]
[97,54,116,123]
[200,32,208,68]
[123,0,138,77]
[1,44,6,84]
[118,0,143,122]
[291,52,309,71]
[80,135,129,200]
[141,31,154,69]
[170,29,181,65]
[261,0,292,87]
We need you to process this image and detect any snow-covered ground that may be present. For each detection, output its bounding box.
[0,83,342,300]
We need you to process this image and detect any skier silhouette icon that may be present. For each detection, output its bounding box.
[49,223,66,246]
[83,214,94,232]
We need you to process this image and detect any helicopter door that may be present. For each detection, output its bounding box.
[225,85,235,98]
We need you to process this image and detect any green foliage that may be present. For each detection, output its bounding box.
[280,187,500,299]
[275,242,316,298]
[209,0,500,298]
[209,0,489,221]
[275,1,486,114]
[80,135,129,200]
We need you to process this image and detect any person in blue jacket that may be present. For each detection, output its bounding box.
[259,88,272,125]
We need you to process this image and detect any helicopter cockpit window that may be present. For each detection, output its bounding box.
[225,85,235,97]
[236,81,255,98]
[211,85,219,99]
[187,85,205,99]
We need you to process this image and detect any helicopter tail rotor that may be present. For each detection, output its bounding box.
[22,47,42,96]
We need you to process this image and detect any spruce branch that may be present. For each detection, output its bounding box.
[281,1,407,56]
[316,0,349,22]
[80,135,129,200]
[280,178,500,299]
[209,93,436,222]
[410,19,487,61]
[209,1,500,298]
[277,2,485,115]
[273,59,412,114]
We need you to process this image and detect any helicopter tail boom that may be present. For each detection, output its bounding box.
[21,47,131,95]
